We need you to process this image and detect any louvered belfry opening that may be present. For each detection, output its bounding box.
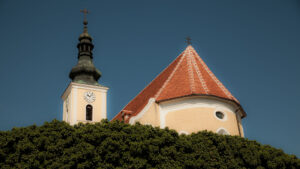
[86,105,93,121]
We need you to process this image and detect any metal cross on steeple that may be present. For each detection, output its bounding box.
[80,9,89,24]
[186,36,192,45]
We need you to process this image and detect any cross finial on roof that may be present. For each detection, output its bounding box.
[80,9,89,25]
[186,36,192,45]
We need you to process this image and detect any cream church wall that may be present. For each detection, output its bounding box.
[160,97,243,136]
[129,98,160,127]
[164,107,239,135]
[76,87,107,122]
[129,96,244,136]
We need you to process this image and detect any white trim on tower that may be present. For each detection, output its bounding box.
[102,92,107,119]
[72,87,78,125]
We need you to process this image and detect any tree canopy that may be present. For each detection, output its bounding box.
[0,120,299,169]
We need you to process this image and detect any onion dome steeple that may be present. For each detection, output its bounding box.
[69,9,101,86]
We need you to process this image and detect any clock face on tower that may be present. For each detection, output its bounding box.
[84,91,96,103]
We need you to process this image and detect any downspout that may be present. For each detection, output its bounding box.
[234,107,242,137]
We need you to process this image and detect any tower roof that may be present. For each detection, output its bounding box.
[113,45,246,122]
[69,11,102,86]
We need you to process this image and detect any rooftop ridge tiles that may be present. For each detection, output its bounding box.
[112,48,187,120]
[187,47,196,93]
[190,47,236,101]
[191,53,209,94]
[112,45,244,122]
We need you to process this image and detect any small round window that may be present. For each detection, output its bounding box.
[216,111,224,119]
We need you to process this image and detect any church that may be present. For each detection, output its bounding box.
[62,13,246,137]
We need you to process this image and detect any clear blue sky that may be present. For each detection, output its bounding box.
[0,0,299,157]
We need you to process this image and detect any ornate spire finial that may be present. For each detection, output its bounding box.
[80,9,89,25]
[69,10,102,86]
[186,36,192,45]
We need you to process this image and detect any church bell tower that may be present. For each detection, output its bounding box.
[62,10,108,125]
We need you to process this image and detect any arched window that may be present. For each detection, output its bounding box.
[86,105,93,121]
[179,131,189,135]
[216,128,229,135]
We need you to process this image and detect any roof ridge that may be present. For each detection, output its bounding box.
[112,48,187,120]
[190,47,234,100]
[154,49,187,99]
[187,47,196,93]
[112,45,245,122]
[191,53,209,94]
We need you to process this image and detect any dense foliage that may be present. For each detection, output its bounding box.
[0,120,299,169]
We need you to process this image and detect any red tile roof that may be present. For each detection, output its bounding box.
[113,45,246,122]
